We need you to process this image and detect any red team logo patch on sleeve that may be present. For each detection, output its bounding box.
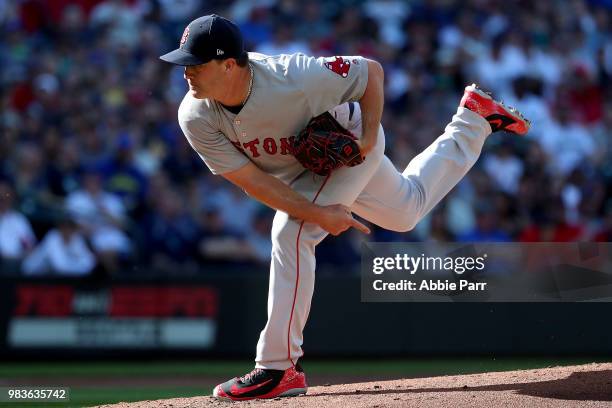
[324,56,351,78]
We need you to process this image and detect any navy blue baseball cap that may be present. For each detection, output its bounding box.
[159,15,246,66]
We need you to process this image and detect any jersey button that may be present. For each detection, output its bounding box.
[241,131,247,137]
[235,120,241,125]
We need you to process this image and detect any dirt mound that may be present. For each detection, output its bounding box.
[97,363,612,408]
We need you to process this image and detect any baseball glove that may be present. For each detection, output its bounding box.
[292,111,363,176]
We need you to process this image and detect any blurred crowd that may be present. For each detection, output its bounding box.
[0,0,611,277]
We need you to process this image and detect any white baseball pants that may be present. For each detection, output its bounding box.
[255,107,492,369]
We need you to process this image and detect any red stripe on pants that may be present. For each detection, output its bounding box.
[287,174,331,365]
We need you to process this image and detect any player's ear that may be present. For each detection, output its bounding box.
[223,58,237,72]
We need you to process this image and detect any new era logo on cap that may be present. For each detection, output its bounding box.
[217,49,224,55]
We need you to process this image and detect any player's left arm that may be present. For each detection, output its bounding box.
[357,59,384,158]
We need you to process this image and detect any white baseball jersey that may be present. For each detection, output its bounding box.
[176,52,494,371]
[178,52,368,183]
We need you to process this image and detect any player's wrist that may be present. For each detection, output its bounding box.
[293,202,325,224]
[359,129,377,156]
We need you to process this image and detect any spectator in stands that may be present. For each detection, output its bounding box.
[483,141,524,195]
[99,133,148,218]
[243,208,274,263]
[22,213,96,276]
[45,137,83,199]
[426,208,455,242]
[255,22,311,56]
[0,180,36,265]
[65,167,132,272]
[196,205,274,265]
[459,204,511,242]
[519,197,585,242]
[565,64,604,125]
[144,185,200,271]
[506,77,553,141]
[536,105,596,177]
[207,184,261,236]
[11,143,52,223]
[594,201,612,242]
[162,135,205,185]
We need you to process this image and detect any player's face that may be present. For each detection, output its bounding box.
[183,61,225,99]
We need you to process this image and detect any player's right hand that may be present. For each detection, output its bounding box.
[317,204,370,236]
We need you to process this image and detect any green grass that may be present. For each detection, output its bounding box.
[0,360,253,377]
[69,386,214,406]
[0,387,214,408]
[0,357,609,407]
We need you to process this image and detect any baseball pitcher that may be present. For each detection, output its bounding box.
[159,14,530,401]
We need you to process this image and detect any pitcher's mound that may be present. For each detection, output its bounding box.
[97,362,612,408]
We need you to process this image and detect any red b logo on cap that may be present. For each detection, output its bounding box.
[180,27,190,47]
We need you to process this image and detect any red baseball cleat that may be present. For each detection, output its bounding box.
[460,83,531,135]
[212,364,307,401]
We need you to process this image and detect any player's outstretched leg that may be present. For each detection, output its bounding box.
[212,362,307,401]
[352,84,530,231]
